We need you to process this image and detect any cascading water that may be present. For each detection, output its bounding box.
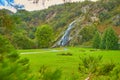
[58,20,76,46]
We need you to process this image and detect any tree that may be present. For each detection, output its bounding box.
[36,25,53,48]
[0,34,16,59]
[0,35,34,80]
[0,10,15,38]
[101,27,119,50]
[11,33,34,49]
[0,10,14,29]
[79,25,96,43]
[92,31,101,49]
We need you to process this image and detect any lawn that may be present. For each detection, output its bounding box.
[19,47,120,78]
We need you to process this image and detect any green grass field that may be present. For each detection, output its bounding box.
[19,47,120,78]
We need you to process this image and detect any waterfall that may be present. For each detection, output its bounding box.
[51,16,85,47]
[58,20,76,46]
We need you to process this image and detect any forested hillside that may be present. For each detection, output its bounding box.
[1,0,120,80]
[0,0,120,49]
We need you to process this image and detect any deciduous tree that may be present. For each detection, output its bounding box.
[36,25,53,48]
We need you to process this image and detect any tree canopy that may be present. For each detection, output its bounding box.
[101,27,119,50]
[36,25,53,48]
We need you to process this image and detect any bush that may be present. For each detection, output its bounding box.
[11,33,35,49]
[79,55,120,80]
[39,65,62,80]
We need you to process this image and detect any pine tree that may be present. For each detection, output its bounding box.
[101,27,119,50]
[92,31,101,49]
[0,35,34,80]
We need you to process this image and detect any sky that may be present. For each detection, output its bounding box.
[15,0,97,11]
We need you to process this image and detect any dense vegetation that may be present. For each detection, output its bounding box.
[0,0,120,80]
[0,35,33,80]
[92,31,101,49]
[100,27,119,50]
[36,25,53,48]
[0,0,120,49]
[92,27,119,50]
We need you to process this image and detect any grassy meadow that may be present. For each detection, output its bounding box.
[19,47,120,78]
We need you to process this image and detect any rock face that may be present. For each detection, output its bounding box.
[0,0,24,13]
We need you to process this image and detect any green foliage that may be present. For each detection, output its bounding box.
[101,27,119,50]
[0,35,19,62]
[36,25,53,48]
[111,65,120,80]
[99,12,111,22]
[98,62,115,75]
[20,47,120,80]
[0,10,14,29]
[0,58,33,80]
[53,18,66,29]
[79,55,120,80]
[79,55,102,75]
[1,0,120,47]
[11,33,35,49]
[92,31,101,49]
[101,0,120,11]
[0,35,34,80]
[39,65,62,80]
[79,25,96,43]
[0,35,15,54]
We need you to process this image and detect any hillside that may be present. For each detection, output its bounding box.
[0,0,120,48]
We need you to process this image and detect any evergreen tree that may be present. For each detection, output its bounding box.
[36,25,53,48]
[101,27,119,50]
[0,35,34,80]
[92,31,101,49]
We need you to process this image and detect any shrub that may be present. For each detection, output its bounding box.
[79,55,120,80]
[11,33,34,49]
[39,65,62,80]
